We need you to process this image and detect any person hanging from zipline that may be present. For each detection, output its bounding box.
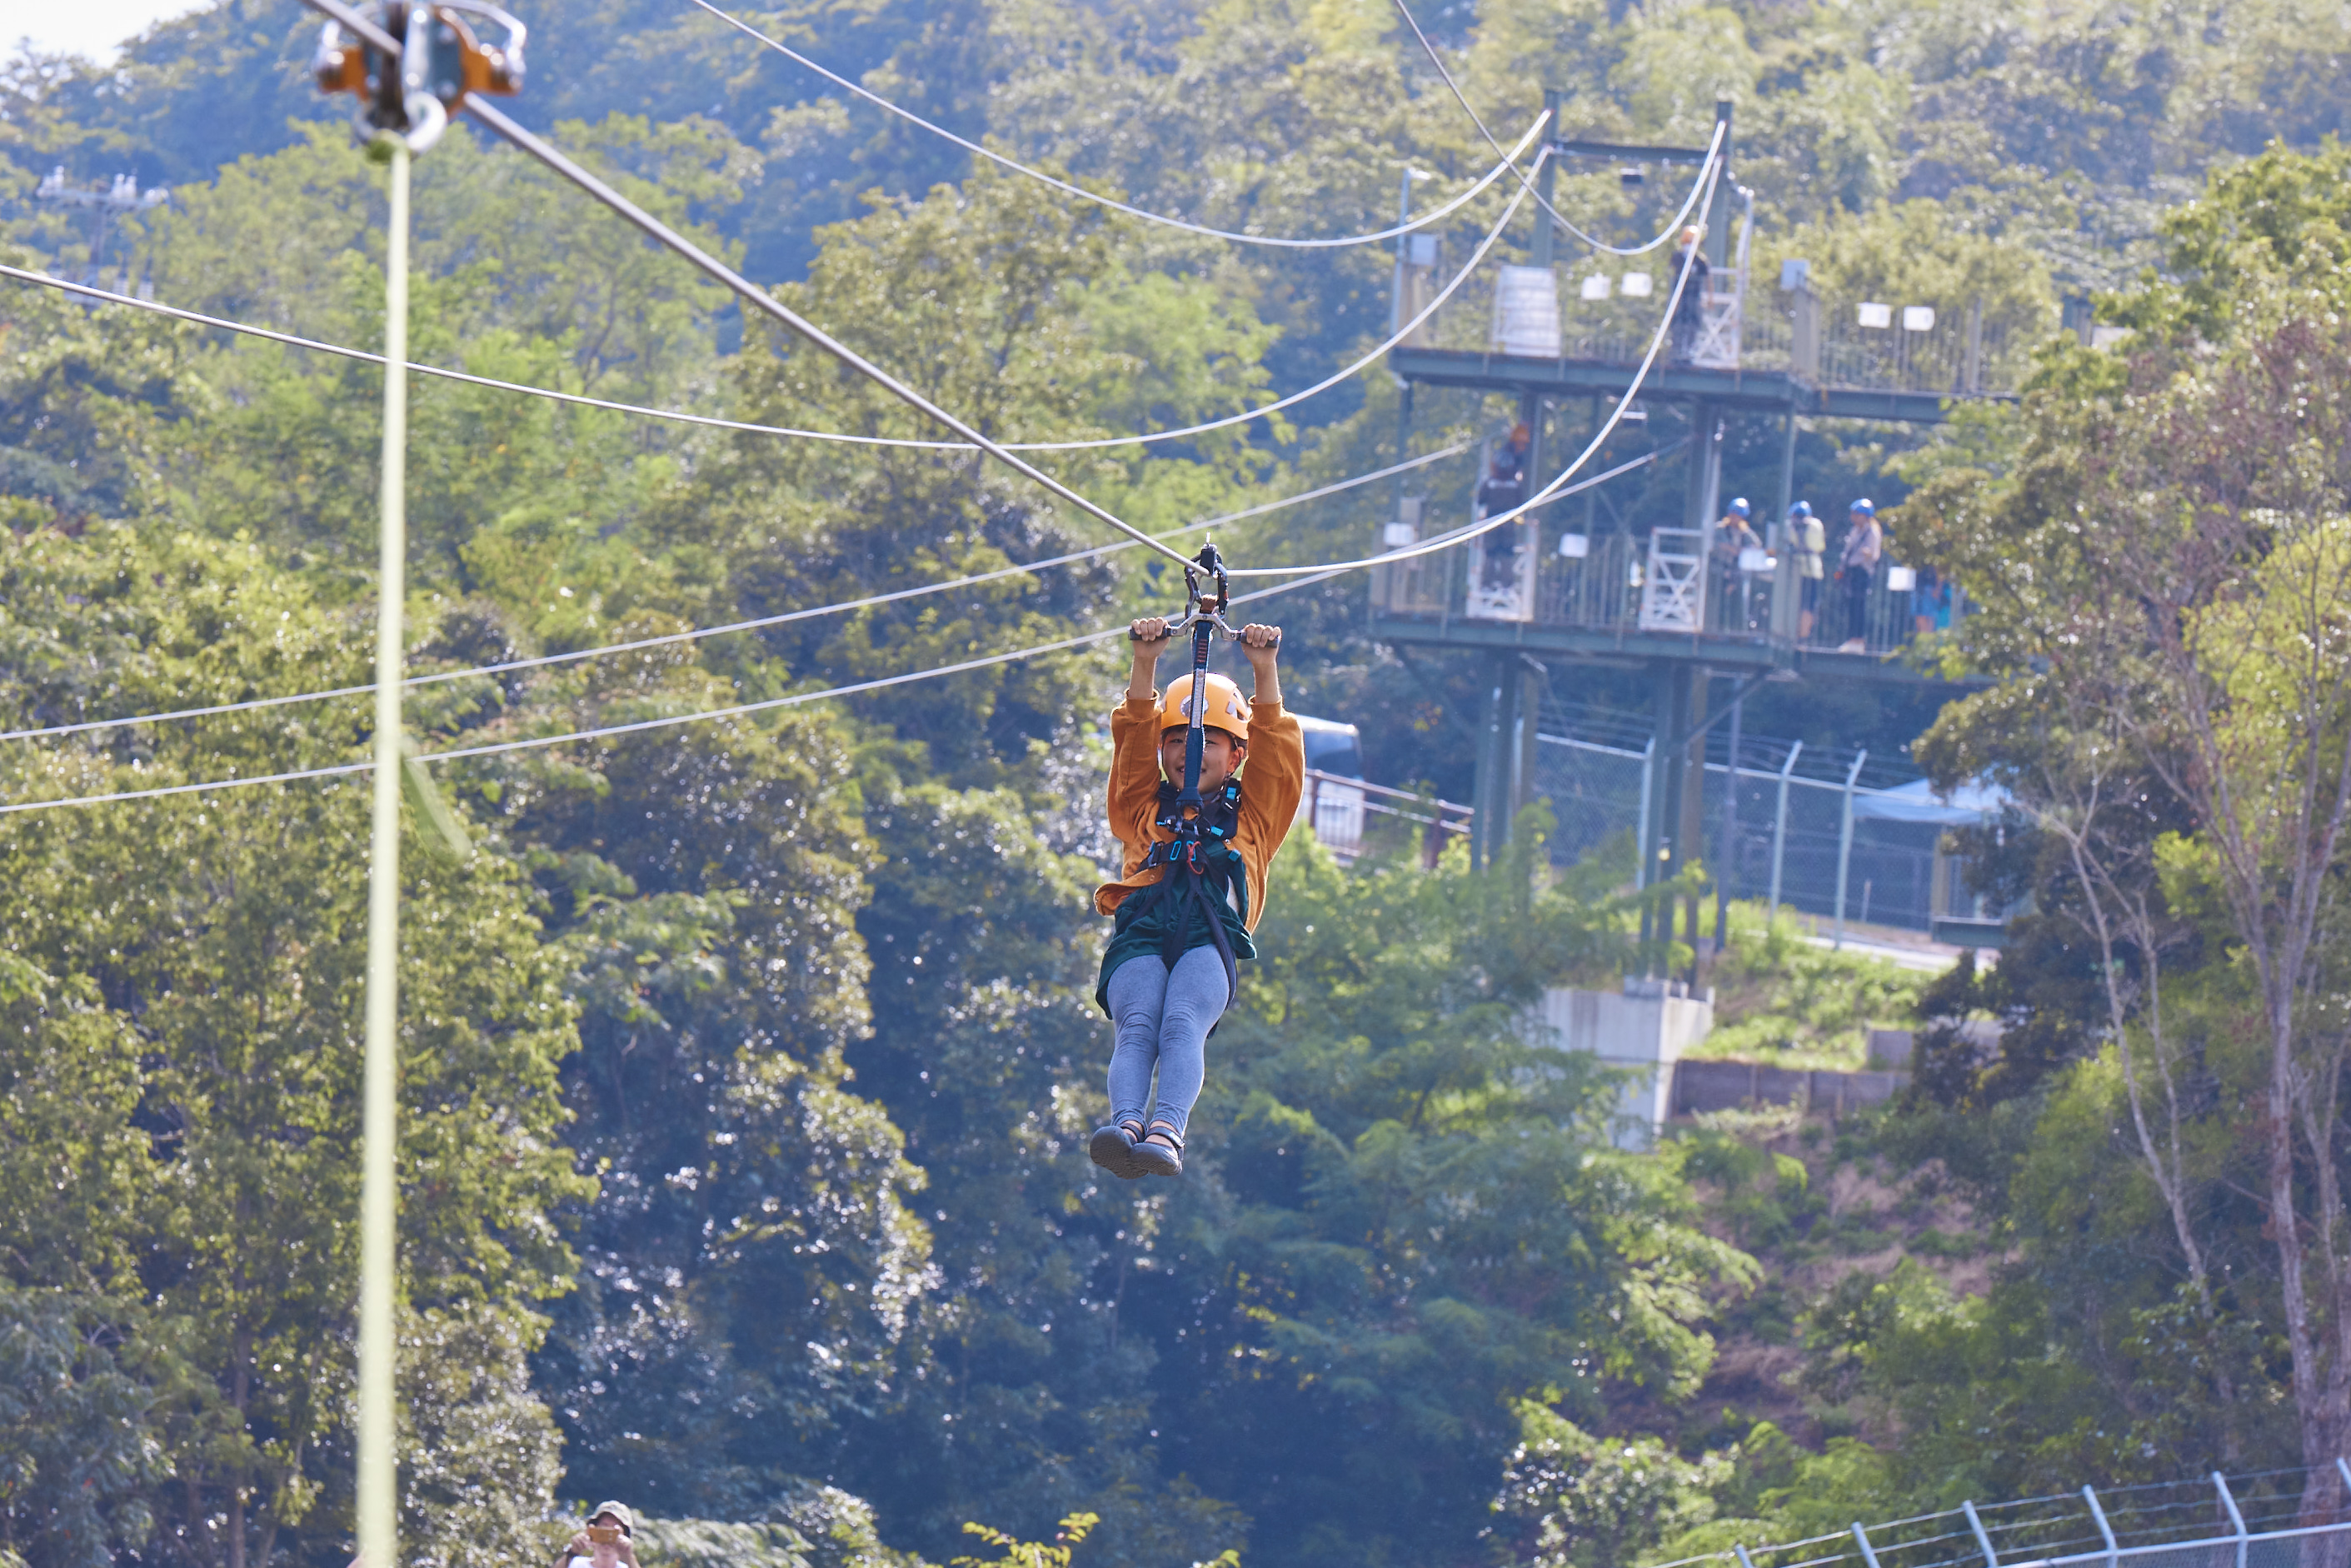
[1089,570,1301,1181]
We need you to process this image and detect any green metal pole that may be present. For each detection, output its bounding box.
[359,134,409,1568]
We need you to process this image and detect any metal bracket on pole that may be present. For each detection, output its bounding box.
[1768,739,1801,920]
[2084,1486,2118,1568]
[2338,1457,2351,1513]
[2213,1471,2246,1568]
[1851,1524,1884,1568]
[1963,1501,1999,1568]
[1832,747,1866,947]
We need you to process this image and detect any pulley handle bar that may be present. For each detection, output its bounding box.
[1130,539,1237,641]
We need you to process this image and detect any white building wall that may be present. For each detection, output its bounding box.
[1530,979,1715,1149]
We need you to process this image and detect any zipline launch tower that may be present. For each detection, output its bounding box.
[1379,97,2009,934]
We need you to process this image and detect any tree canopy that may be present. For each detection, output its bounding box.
[7,0,2351,1565]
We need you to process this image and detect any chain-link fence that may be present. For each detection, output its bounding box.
[1533,700,1994,934]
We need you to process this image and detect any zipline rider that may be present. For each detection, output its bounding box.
[1088,553,1302,1181]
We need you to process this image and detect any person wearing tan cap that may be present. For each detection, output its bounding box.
[1670,224,1710,363]
[555,1502,639,1568]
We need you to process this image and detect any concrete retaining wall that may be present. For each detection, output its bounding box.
[1671,1058,1908,1117]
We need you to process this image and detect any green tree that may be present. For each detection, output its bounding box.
[1901,140,2351,1502]
[1495,1401,1730,1568]
[0,524,587,1568]
[0,1287,161,1568]
[1138,826,1750,1567]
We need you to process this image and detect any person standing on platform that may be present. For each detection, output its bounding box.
[1711,497,1763,630]
[1670,226,1710,363]
[1478,422,1530,517]
[1786,500,1825,641]
[1911,561,1951,638]
[1834,497,1882,651]
[1473,422,1533,609]
[1712,497,1761,565]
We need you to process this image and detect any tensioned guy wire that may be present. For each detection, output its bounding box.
[8,140,1545,456]
[0,441,1469,745]
[7,148,1509,456]
[0,262,989,452]
[1387,0,1725,257]
[1222,441,1684,579]
[985,156,1546,451]
[0,565,1346,816]
[0,438,1672,817]
[685,0,1546,251]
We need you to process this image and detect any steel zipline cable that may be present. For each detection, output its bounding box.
[2,152,1619,458]
[0,56,1710,745]
[4,91,1713,459]
[0,442,1674,818]
[0,0,1704,812]
[2,115,1708,732]
[5,145,1517,454]
[684,0,1546,251]
[0,442,1469,744]
[264,48,1689,577]
[1226,140,1723,577]
[1387,0,1725,258]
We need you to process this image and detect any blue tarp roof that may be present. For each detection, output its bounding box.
[1851,777,2014,825]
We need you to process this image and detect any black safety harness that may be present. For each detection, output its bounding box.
[1123,542,1246,1006]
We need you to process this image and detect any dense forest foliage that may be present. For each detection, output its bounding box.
[5,0,2351,1565]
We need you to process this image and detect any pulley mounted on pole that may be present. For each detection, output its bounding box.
[312,0,526,152]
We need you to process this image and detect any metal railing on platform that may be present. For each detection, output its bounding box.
[1415,252,2047,401]
[1299,767,1472,865]
[1645,1463,2351,1568]
[1372,523,1963,663]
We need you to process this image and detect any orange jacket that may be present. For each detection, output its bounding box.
[1092,693,1305,931]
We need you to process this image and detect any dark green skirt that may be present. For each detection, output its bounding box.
[1094,887,1255,1015]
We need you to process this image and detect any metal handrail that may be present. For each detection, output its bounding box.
[1303,767,1473,814]
[1640,1466,2351,1568]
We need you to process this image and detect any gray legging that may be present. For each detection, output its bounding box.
[1105,946,1230,1139]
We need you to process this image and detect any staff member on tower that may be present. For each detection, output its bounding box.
[1786,501,1826,641]
[1835,497,1883,651]
[1670,225,1710,363]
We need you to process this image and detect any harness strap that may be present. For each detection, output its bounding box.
[1131,805,1245,1011]
[1153,844,1240,1009]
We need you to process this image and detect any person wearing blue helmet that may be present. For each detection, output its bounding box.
[1786,501,1825,640]
[1713,498,1760,557]
[1715,497,1765,630]
[1835,497,1883,650]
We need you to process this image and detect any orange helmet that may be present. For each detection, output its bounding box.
[1159,673,1251,742]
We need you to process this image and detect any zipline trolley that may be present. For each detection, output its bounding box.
[313,0,526,152]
